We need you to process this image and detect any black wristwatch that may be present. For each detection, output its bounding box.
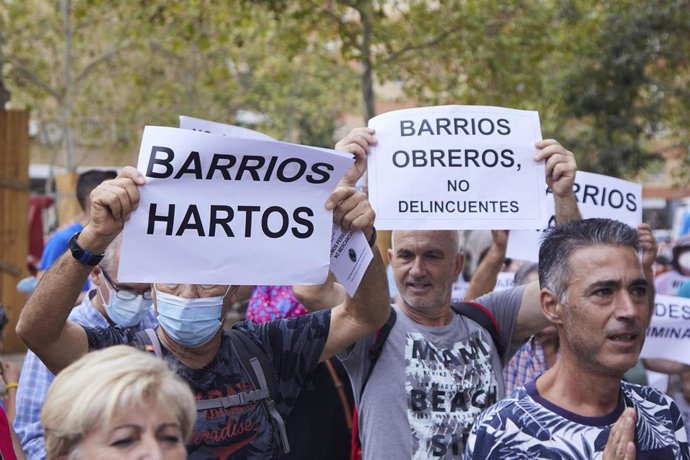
[67,232,105,266]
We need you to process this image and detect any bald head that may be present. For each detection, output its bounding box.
[391,230,461,255]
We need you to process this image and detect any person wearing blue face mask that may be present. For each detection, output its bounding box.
[17,135,391,459]
[13,234,158,459]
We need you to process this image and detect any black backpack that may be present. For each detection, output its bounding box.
[350,301,504,460]
[136,328,290,454]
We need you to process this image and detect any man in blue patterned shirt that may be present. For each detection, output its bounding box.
[13,234,157,459]
[466,219,689,460]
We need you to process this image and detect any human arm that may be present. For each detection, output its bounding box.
[0,360,19,424]
[12,351,53,459]
[319,186,390,362]
[293,127,376,313]
[637,223,657,306]
[464,230,508,300]
[293,272,346,311]
[512,280,548,343]
[535,139,580,224]
[642,358,688,375]
[16,167,145,374]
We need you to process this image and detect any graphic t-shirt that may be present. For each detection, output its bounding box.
[340,287,523,460]
[465,380,690,459]
[84,309,330,460]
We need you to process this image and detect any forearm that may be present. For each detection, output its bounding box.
[319,240,390,362]
[642,358,688,375]
[293,272,346,311]
[553,190,581,224]
[5,389,16,424]
[346,243,390,329]
[465,245,504,300]
[17,252,89,348]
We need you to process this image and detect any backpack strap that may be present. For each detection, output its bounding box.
[135,328,163,358]
[451,301,504,358]
[227,328,290,455]
[359,308,397,396]
[134,327,289,453]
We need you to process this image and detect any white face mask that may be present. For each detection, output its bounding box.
[154,287,231,348]
[679,252,690,272]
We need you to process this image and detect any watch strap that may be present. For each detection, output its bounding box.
[67,232,105,266]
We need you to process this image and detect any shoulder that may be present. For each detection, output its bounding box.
[232,309,331,345]
[623,381,677,408]
[474,387,529,428]
[474,285,526,312]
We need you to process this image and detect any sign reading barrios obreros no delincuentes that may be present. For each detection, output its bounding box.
[118,126,352,286]
[367,105,546,230]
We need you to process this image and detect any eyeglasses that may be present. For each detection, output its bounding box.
[101,269,152,301]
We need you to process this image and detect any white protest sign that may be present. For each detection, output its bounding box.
[367,105,546,230]
[640,294,690,365]
[178,116,372,295]
[179,115,276,141]
[506,171,643,262]
[118,126,352,285]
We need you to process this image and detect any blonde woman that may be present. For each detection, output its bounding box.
[42,346,195,459]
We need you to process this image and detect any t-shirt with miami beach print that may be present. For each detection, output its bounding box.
[84,309,330,460]
[465,380,689,460]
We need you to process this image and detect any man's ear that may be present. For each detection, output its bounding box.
[90,265,103,286]
[540,288,564,325]
[387,248,394,265]
[454,252,464,282]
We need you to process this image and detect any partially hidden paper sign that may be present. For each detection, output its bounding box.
[507,171,643,262]
[367,105,546,230]
[640,294,690,365]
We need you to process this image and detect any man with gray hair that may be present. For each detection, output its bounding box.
[14,234,157,459]
[466,218,689,459]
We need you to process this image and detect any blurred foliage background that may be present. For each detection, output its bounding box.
[0,0,688,180]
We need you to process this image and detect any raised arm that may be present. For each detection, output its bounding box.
[293,127,375,314]
[16,167,145,374]
[293,272,346,312]
[636,223,657,307]
[464,230,508,300]
[511,140,581,342]
[319,185,390,362]
[535,139,580,224]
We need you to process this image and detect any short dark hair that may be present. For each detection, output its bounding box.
[538,218,639,303]
[76,169,117,211]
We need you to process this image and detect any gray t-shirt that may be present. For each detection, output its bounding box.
[339,286,524,460]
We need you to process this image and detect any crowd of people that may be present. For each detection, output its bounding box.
[2,125,689,460]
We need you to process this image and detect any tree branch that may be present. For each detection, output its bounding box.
[382,28,458,64]
[6,58,60,99]
[74,41,133,86]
